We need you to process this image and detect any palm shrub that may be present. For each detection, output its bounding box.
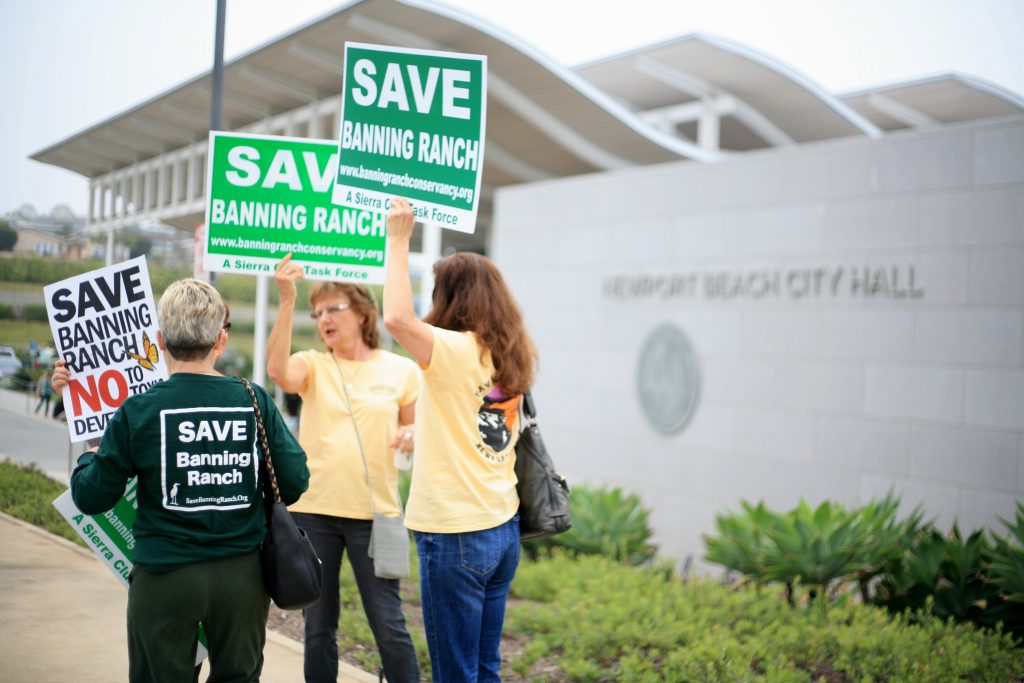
[705,496,923,610]
[760,500,869,610]
[983,503,1024,639]
[527,484,657,565]
[851,494,926,602]
[873,525,999,627]
[705,497,1024,643]
[706,498,885,609]
[703,500,781,583]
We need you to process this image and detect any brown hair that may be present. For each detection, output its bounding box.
[309,282,380,349]
[424,252,536,395]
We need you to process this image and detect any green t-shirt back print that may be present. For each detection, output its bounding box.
[160,407,259,511]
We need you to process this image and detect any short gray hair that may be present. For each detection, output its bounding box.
[158,279,226,361]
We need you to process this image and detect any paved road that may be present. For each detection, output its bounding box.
[0,290,45,307]
[0,387,84,483]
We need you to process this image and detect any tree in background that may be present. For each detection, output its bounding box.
[124,235,152,259]
[0,220,16,251]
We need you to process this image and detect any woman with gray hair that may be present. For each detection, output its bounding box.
[52,278,309,683]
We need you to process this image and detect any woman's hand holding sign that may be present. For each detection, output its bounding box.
[51,359,70,393]
[386,198,415,242]
[274,253,305,305]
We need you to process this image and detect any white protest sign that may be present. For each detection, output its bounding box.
[43,256,168,442]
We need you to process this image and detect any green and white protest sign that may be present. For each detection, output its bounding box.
[332,42,487,234]
[204,131,388,283]
[54,481,209,664]
[44,256,168,442]
[54,481,138,586]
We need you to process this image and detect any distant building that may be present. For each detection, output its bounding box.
[5,205,92,259]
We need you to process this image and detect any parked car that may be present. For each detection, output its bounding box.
[0,347,23,378]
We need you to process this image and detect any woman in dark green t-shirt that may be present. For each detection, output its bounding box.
[53,278,309,683]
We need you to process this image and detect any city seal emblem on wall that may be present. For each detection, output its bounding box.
[636,323,700,434]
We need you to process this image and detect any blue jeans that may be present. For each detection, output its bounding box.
[415,515,520,683]
[291,513,419,683]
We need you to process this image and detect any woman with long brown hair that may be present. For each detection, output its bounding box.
[383,197,537,682]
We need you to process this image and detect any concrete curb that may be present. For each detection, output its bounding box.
[0,509,94,558]
[0,511,382,683]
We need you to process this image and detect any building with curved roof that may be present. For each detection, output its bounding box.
[31,0,1022,254]
[28,0,1024,565]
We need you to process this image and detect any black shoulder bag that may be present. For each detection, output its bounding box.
[515,392,572,540]
[241,379,322,610]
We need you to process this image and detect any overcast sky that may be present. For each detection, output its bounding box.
[3,0,1022,217]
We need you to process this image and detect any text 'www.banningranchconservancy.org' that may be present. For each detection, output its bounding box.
[337,164,474,204]
[209,237,383,262]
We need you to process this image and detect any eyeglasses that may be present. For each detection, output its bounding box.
[310,303,351,320]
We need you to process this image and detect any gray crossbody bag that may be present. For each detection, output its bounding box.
[333,356,410,580]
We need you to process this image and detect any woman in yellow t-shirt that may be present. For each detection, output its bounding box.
[383,198,538,683]
[267,255,420,683]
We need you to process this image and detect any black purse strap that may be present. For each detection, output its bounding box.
[521,391,537,426]
[241,378,281,505]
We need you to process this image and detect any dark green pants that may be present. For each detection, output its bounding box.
[127,550,270,683]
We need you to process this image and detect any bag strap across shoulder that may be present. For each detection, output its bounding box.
[522,391,537,421]
[241,378,280,505]
[331,356,403,515]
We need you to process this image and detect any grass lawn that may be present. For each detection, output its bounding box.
[0,319,53,349]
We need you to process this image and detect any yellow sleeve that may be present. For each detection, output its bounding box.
[292,349,319,397]
[399,359,421,407]
[423,327,477,388]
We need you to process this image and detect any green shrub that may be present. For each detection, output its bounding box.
[0,460,84,547]
[705,496,1024,644]
[705,498,889,607]
[704,500,781,584]
[18,303,49,322]
[506,554,1021,681]
[985,503,1024,638]
[10,365,39,393]
[528,484,657,565]
[0,255,103,285]
[873,525,1005,633]
[0,302,14,318]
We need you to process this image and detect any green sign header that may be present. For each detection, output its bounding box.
[331,42,487,234]
[204,131,388,283]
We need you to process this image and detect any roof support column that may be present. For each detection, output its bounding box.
[187,149,200,202]
[143,166,153,212]
[105,226,114,267]
[87,181,96,226]
[133,168,144,213]
[172,157,183,206]
[157,161,168,212]
[308,110,322,139]
[119,176,129,218]
[698,102,720,150]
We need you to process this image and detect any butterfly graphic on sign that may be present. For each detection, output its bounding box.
[128,331,160,371]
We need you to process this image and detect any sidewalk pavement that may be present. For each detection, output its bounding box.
[0,390,377,683]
